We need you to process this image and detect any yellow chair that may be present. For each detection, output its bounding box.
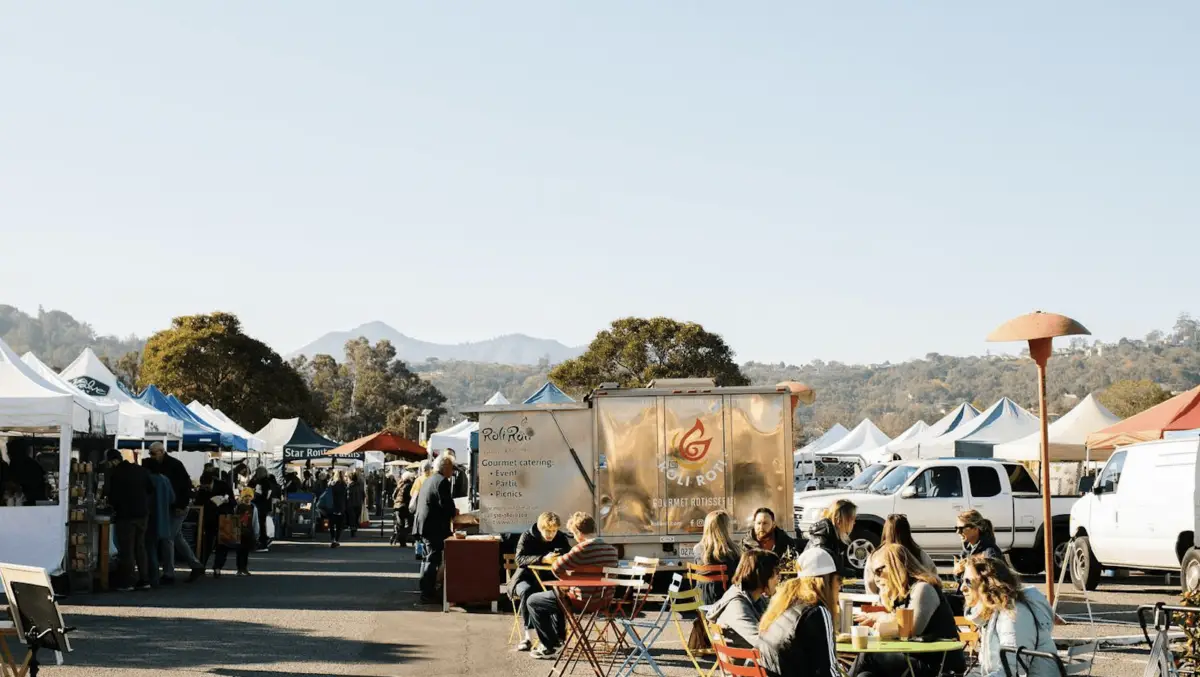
[669,586,719,677]
[502,554,522,643]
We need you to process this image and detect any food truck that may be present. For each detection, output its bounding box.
[466,379,811,560]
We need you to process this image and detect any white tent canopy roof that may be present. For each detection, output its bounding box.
[891,403,979,459]
[484,392,510,406]
[187,401,267,452]
[429,418,477,457]
[795,423,849,459]
[20,351,118,435]
[992,394,1122,462]
[821,419,892,457]
[861,420,928,464]
[916,397,1038,459]
[59,348,183,439]
[0,337,73,430]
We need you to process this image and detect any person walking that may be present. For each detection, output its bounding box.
[248,467,276,552]
[143,459,176,587]
[194,469,233,568]
[105,449,152,592]
[214,488,259,577]
[391,471,415,547]
[328,471,348,548]
[146,442,205,582]
[414,455,458,604]
[347,472,366,538]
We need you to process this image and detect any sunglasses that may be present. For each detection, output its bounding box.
[960,577,976,588]
[954,525,973,533]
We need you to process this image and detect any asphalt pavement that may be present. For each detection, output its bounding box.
[30,529,1183,677]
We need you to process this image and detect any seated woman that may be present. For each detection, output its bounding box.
[958,555,1056,677]
[805,499,860,577]
[511,511,571,652]
[706,549,780,650]
[852,544,966,677]
[756,548,842,677]
[694,510,741,605]
[865,514,937,594]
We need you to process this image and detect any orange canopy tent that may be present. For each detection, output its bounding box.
[324,430,427,462]
[1086,385,1200,451]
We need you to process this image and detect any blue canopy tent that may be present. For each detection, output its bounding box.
[167,393,249,452]
[137,385,243,450]
[523,382,575,405]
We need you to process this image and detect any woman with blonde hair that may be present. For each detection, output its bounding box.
[865,514,937,594]
[693,510,741,605]
[851,544,965,677]
[957,555,1056,677]
[805,498,858,577]
[756,548,841,677]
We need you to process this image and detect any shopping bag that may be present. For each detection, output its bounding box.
[265,515,276,540]
[218,514,242,547]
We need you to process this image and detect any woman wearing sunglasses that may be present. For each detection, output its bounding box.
[957,554,1056,677]
[865,514,937,594]
[957,509,1003,564]
[852,544,965,677]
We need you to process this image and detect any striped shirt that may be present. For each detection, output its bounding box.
[551,536,619,601]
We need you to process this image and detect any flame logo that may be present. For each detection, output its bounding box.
[677,419,711,463]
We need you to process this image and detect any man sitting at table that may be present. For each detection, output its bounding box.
[512,511,572,652]
[741,507,801,557]
[522,511,618,660]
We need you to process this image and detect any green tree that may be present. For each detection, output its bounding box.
[140,312,322,432]
[550,317,749,393]
[1098,379,1174,419]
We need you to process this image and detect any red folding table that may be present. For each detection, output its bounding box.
[541,578,620,677]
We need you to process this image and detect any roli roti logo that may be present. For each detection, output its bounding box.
[69,376,110,397]
[660,419,725,487]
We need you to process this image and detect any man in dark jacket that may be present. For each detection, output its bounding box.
[194,469,233,569]
[328,472,348,548]
[391,473,416,547]
[146,442,205,582]
[414,455,458,604]
[741,508,801,558]
[105,449,152,591]
[510,512,571,650]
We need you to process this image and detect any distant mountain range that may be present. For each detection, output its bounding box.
[287,321,584,366]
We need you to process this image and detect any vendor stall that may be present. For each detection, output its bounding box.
[0,337,74,574]
[58,348,183,450]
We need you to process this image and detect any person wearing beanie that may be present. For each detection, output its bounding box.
[213,487,259,577]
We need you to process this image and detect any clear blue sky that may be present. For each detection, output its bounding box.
[2,3,1196,364]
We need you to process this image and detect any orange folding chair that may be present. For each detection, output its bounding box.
[711,638,769,677]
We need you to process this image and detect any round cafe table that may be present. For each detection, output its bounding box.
[836,639,965,677]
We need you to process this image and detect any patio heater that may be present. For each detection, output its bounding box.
[987,311,1089,607]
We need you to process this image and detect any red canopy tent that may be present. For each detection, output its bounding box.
[324,430,427,462]
[1086,385,1200,451]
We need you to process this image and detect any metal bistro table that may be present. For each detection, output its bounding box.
[836,639,965,677]
[541,578,619,677]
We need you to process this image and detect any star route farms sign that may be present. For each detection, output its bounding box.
[69,376,110,397]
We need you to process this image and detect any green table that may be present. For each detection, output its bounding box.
[836,640,965,677]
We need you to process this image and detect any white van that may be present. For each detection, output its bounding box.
[1068,437,1200,592]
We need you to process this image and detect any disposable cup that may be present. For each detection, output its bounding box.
[851,626,869,650]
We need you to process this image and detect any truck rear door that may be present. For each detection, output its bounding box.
[968,465,1015,550]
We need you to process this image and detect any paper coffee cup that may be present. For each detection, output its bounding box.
[851,626,869,650]
[897,608,915,639]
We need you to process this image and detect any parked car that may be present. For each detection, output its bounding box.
[793,458,1077,574]
[1069,437,1200,593]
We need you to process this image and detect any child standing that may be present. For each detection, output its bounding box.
[214,487,259,577]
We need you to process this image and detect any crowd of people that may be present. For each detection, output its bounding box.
[493,498,1055,677]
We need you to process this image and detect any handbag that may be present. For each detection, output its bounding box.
[265,515,276,540]
[218,514,242,547]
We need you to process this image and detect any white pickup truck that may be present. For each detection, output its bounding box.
[793,458,1078,575]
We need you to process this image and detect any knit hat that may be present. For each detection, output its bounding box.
[796,548,838,578]
[239,487,255,501]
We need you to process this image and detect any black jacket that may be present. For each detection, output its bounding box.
[149,454,194,512]
[804,518,857,577]
[330,481,348,514]
[757,602,839,677]
[107,460,153,520]
[694,548,741,606]
[414,474,456,543]
[741,526,800,558]
[348,480,365,509]
[513,524,571,588]
[194,479,234,524]
[960,534,1004,561]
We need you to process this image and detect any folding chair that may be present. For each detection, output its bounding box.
[686,562,730,590]
[955,615,981,672]
[711,637,769,677]
[671,585,720,677]
[612,573,683,677]
[501,554,522,643]
[999,647,1067,677]
[596,567,651,659]
[1062,641,1097,676]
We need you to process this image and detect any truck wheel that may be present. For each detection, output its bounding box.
[1071,536,1101,591]
[1182,548,1200,595]
[1007,547,1044,575]
[846,526,880,573]
[1053,528,1071,582]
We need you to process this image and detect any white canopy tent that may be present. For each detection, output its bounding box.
[795,424,849,458]
[821,419,892,457]
[187,401,266,452]
[429,419,477,458]
[0,336,74,573]
[59,348,183,445]
[915,397,1038,459]
[891,403,980,460]
[861,420,928,464]
[484,392,510,406]
[993,394,1122,462]
[21,351,119,436]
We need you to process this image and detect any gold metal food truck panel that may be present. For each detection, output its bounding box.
[727,394,791,531]
[662,395,727,536]
[596,396,660,536]
[476,408,595,534]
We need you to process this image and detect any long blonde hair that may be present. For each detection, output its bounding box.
[825,499,858,542]
[759,575,840,633]
[873,543,941,611]
[698,510,740,564]
[954,554,1027,622]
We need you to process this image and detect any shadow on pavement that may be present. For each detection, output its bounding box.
[62,614,421,670]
